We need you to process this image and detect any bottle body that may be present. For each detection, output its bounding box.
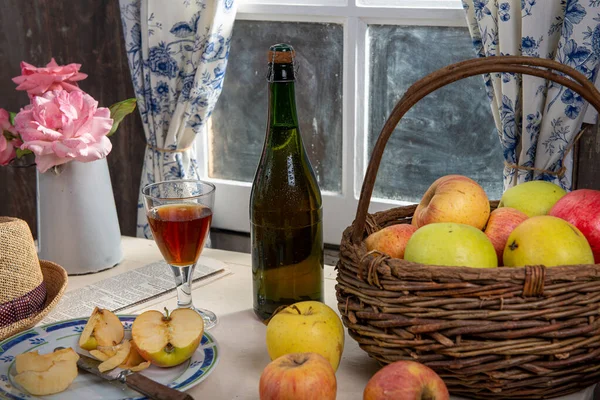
[250,44,324,321]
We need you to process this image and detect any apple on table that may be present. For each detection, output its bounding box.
[266,301,344,372]
[364,360,449,400]
[259,353,337,400]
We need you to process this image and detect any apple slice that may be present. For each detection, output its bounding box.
[98,340,131,373]
[89,350,110,361]
[97,345,118,357]
[132,308,204,367]
[16,348,78,374]
[14,350,79,396]
[119,341,151,372]
[79,307,124,350]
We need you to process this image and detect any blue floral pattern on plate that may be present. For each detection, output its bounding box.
[462,0,600,190]
[118,0,237,238]
[0,315,219,400]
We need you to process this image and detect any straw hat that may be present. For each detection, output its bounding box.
[0,217,67,341]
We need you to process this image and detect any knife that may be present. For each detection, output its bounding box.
[76,352,194,400]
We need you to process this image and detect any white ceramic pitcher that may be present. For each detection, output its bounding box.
[36,158,123,275]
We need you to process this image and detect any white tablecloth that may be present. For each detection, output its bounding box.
[60,237,597,400]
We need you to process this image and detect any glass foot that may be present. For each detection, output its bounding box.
[196,307,218,330]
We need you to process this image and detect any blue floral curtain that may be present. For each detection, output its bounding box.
[119,0,236,237]
[462,0,600,190]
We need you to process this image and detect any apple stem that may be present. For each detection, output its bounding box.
[290,305,302,315]
[162,307,171,322]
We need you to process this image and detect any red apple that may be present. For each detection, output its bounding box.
[412,175,490,230]
[364,360,449,400]
[549,189,600,263]
[484,207,528,265]
[259,353,336,400]
[365,224,418,259]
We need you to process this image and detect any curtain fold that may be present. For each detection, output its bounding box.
[462,0,600,191]
[119,0,236,237]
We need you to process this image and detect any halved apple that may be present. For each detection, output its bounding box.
[79,307,124,351]
[98,340,131,373]
[132,308,204,367]
[14,349,79,396]
[16,348,79,374]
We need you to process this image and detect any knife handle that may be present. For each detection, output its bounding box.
[125,373,194,400]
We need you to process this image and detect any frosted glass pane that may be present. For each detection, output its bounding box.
[209,20,344,193]
[358,0,461,7]
[367,25,504,202]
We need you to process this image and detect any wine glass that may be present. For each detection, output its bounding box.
[142,179,217,329]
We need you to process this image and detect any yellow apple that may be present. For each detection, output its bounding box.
[259,353,337,400]
[365,224,418,259]
[498,180,566,217]
[412,175,490,230]
[14,348,79,396]
[131,308,204,367]
[79,307,124,351]
[503,215,594,267]
[404,223,497,268]
[364,360,449,400]
[266,301,344,372]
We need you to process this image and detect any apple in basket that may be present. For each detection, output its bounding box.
[411,174,490,230]
[404,223,498,268]
[259,352,337,400]
[266,301,345,372]
[484,207,529,265]
[365,224,418,259]
[363,360,449,400]
[549,189,600,263]
[78,307,124,350]
[498,180,566,217]
[131,308,204,367]
[503,216,594,267]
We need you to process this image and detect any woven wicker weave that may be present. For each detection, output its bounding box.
[336,56,600,399]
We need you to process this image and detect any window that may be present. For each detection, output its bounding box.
[200,0,503,245]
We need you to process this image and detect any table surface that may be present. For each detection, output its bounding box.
[58,236,597,400]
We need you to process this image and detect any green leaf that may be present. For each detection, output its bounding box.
[15,148,32,158]
[107,98,137,137]
[9,112,16,126]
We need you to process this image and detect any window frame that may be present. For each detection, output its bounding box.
[198,1,467,244]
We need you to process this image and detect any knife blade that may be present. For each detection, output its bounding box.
[76,352,194,400]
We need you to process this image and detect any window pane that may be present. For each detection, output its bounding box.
[367,25,503,202]
[209,20,344,193]
[358,0,462,7]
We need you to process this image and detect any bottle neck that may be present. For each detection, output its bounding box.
[267,64,299,129]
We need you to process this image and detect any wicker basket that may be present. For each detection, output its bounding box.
[336,56,600,399]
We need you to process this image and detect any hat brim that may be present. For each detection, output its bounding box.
[0,260,68,341]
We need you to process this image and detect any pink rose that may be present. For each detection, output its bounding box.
[12,58,88,96]
[15,90,113,173]
[0,108,19,166]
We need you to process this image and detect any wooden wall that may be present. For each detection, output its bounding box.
[0,0,146,237]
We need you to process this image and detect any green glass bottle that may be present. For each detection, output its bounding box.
[250,44,324,322]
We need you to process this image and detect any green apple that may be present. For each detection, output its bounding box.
[404,223,497,268]
[266,301,344,372]
[503,215,594,267]
[498,181,566,217]
[131,308,204,367]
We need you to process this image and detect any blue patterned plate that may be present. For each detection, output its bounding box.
[0,315,218,399]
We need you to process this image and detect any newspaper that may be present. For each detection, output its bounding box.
[42,260,226,324]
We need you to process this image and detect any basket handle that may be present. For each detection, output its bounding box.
[351,56,600,243]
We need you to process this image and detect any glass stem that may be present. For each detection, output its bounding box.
[170,264,196,309]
